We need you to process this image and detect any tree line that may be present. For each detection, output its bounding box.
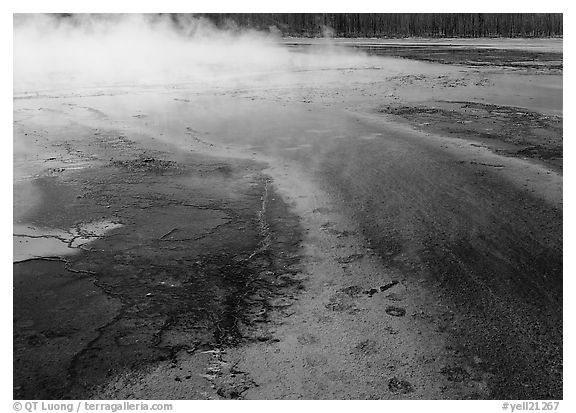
[192,13,562,38]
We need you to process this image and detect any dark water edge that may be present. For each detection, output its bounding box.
[285,42,563,70]
[14,150,303,399]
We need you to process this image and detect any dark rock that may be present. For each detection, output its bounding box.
[380,281,399,292]
[388,377,414,394]
[364,288,379,297]
[385,306,406,317]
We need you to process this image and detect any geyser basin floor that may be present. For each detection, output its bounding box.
[13,41,562,399]
[14,135,303,399]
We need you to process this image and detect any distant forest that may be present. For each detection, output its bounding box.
[194,13,563,38]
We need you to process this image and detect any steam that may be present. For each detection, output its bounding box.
[13,14,374,94]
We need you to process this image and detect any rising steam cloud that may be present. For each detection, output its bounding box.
[14,14,373,93]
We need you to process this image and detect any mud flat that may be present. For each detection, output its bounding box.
[14,39,562,399]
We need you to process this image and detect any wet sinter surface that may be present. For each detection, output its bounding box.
[14,44,562,399]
